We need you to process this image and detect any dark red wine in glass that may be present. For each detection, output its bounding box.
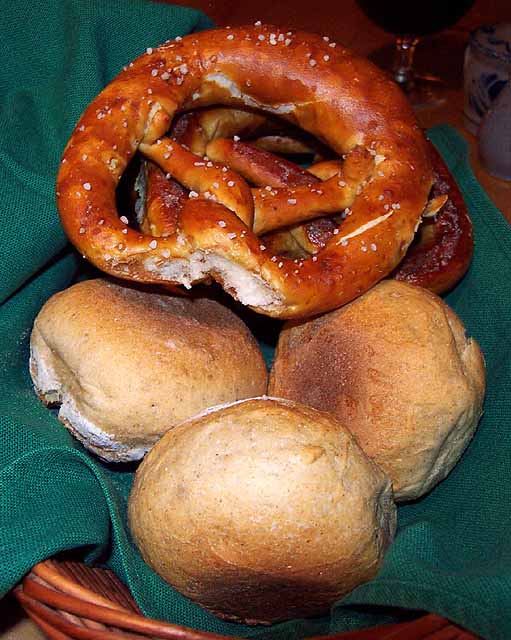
[356,0,475,105]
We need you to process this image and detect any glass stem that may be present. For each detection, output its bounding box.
[393,35,419,91]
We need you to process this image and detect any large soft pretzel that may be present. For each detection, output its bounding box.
[57,25,433,318]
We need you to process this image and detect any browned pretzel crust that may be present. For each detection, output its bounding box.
[57,25,433,319]
[138,123,472,295]
[392,144,473,294]
[236,139,473,291]
[138,161,186,237]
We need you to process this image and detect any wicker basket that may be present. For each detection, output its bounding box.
[14,559,479,639]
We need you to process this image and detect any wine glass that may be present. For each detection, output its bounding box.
[356,0,475,106]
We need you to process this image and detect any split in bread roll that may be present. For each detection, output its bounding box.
[128,397,397,624]
[30,278,268,462]
[269,280,486,501]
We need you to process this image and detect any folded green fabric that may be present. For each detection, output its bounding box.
[1,2,511,639]
[0,0,213,302]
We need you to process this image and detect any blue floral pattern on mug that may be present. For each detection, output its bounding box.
[469,72,507,118]
[463,23,511,134]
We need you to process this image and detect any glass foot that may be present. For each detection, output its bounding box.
[402,74,447,109]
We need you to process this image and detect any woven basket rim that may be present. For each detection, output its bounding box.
[15,559,479,640]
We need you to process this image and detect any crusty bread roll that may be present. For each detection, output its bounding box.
[269,280,485,501]
[128,397,396,624]
[30,279,268,462]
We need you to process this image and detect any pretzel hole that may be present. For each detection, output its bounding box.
[115,154,144,230]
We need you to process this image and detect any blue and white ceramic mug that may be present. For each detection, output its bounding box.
[463,23,511,135]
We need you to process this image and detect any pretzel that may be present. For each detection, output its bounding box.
[171,107,326,159]
[253,135,318,156]
[137,98,472,295]
[392,144,473,294]
[213,136,471,291]
[137,161,186,237]
[57,25,434,319]
[139,130,472,295]
[170,108,269,156]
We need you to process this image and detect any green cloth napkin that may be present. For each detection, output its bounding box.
[1,2,511,639]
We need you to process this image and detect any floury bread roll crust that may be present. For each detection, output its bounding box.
[269,280,486,501]
[128,398,397,624]
[29,279,267,462]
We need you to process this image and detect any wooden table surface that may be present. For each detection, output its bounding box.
[5,1,510,638]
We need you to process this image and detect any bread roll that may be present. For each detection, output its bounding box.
[128,397,396,624]
[269,280,485,501]
[30,279,267,462]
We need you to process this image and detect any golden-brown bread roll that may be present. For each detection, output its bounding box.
[29,279,267,462]
[269,280,485,501]
[128,397,397,624]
